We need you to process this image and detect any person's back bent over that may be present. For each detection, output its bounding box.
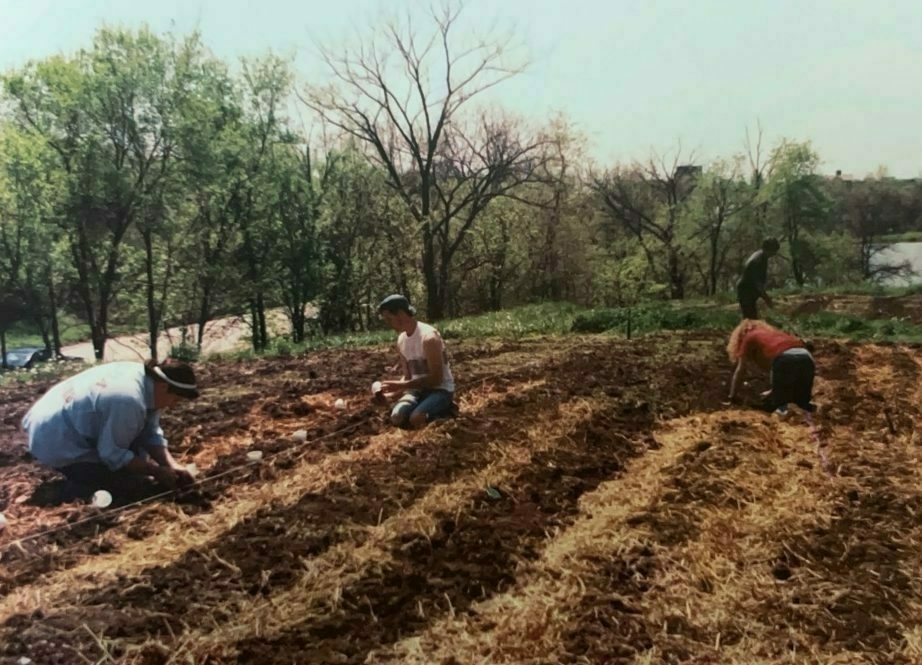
[727,319,816,415]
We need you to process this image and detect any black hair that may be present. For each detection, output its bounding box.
[144,359,200,399]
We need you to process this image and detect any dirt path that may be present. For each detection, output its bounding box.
[59,310,291,361]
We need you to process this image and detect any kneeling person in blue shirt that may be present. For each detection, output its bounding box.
[22,359,200,500]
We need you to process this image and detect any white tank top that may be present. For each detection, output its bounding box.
[397,321,455,392]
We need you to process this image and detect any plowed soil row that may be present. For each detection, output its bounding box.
[2,332,922,664]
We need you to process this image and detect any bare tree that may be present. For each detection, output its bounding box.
[843,179,914,282]
[689,157,758,295]
[301,4,545,319]
[592,149,699,299]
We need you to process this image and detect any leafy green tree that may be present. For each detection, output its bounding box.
[316,148,404,333]
[268,143,330,342]
[684,157,756,295]
[0,127,67,356]
[763,140,830,286]
[835,176,915,281]
[4,27,190,359]
[233,55,297,352]
[169,54,245,350]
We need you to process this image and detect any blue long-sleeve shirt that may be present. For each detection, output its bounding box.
[22,361,167,470]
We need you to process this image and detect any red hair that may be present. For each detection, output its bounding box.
[727,319,778,362]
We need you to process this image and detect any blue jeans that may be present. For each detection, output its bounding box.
[390,389,454,428]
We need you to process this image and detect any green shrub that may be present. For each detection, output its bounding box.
[571,304,738,336]
[169,342,200,362]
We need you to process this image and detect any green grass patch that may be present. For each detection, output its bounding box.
[571,303,739,337]
[213,302,586,362]
[571,300,922,344]
[213,329,395,362]
[3,315,89,348]
[765,311,922,344]
[438,301,585,339]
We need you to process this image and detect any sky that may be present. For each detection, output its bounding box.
[1,0,920,178]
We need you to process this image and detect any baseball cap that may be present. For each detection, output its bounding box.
[377,294,416,316]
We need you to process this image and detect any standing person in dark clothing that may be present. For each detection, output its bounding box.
[737,238,780,319]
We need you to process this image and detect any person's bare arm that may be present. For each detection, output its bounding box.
[122,456,179,487]
[146,445,195,486]
[381,354,411,395]
[729,358,747,401]
[419,336,444,388]
[381,337,444,392]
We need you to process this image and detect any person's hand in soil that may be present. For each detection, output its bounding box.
[172,466,196,488]
[151,465,179,490]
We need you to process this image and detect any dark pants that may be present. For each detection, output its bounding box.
[768,349,815,412]
[738,285,759,320]
[59,462,126,487]
[57,462,153,502]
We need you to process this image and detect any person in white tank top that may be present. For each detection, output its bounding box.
[376,294,455,429]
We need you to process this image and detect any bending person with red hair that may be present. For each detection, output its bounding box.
[727,319,816,415]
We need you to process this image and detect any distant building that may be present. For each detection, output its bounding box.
[675,164,703,180]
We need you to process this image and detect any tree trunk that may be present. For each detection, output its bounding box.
[860,237,873,280]
[707,228,721,296]
[787,212,806,286]
[668,249,685,300]
[290,298,306,344]
[91,324,106,361]
[47,274,63,355]
[249,294,268,352]
[422,225,442,320]
[143,229,160,361]
[542,202,561,300]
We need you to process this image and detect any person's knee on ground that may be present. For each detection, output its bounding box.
[411,390,454,428]
[390,407,411,428]
[390,396,416,428]
[408,411,428,429]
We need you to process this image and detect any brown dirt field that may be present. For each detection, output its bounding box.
[1,327,922,664]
